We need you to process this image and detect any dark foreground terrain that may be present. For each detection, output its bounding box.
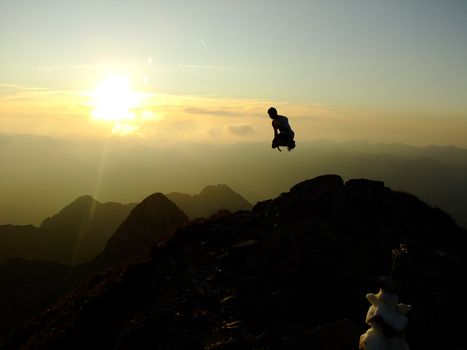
[3,175,467,349]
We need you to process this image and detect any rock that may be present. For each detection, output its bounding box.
[283,319,362,350]
[290,174,344,195]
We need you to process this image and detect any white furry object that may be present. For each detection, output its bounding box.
[359,289,411,350]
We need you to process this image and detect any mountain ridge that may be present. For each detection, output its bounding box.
[0,183,252,266]
[5,175,466,350]
[0,196,136,266]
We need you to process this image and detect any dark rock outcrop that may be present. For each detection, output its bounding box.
[5,175,466,350]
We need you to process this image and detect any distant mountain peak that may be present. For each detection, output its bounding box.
[167,184,252,219]
[35,195,136,265]
[124,192,187,223]
[40,195,99,229]
[290,174,344,194]
[200,183,233,192]
[140,192,174,206]
[71,194,99,205]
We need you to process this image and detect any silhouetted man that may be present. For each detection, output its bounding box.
[268,107,296,151]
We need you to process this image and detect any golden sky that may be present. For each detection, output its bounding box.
[1,0,467,146]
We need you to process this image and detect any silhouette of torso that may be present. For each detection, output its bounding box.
[272,115,294,138]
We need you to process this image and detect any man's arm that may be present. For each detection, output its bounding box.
[272,120,278,137]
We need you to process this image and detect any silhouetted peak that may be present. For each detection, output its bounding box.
[290,174,344,194]
[55,195,100,214]
[124,192,187,224]
[35,196,136,265]
[97,193,189,266]
[71,194,99,205]
[40,195,100,229]
[199,184,235,196]
[56,195,99,213]
[141,192,173,205]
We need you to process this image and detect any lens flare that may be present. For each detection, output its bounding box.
[91,74,140,123]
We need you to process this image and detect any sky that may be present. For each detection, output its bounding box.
[1,0,467,146]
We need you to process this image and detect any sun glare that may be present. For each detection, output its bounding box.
[90,74,142,134]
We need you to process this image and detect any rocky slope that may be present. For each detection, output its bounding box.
[0,194,186,341]
[6,175,466,350]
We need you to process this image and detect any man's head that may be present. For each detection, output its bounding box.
[268,107,278,119]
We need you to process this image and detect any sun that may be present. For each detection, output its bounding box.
[90,74,142,133]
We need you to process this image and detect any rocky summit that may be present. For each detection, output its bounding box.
[6,175,467,350]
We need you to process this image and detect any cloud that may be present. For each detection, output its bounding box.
[0,83,48,97]
[0,84,20,96]
[228,125,256,136]
[0,84,356,144]
[184,107,244,117]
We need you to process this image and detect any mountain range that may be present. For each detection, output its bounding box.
[0,185,251,266]
[1,134,467,228]
[1,175,466,349]
[0,197,135,265]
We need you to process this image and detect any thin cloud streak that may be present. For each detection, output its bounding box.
[184,107,245,118]
[228,125,256,136]
[0,83,49,91]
